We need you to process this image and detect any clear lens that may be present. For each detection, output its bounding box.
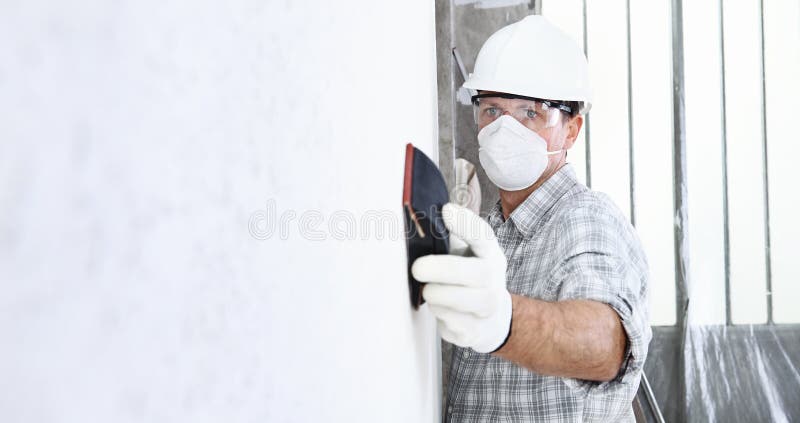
[472,97,563,130]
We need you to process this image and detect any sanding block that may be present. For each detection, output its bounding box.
[403,143,449,309]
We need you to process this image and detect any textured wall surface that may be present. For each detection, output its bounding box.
[0,1,440,422]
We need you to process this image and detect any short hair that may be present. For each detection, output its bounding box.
[562,101,583,118]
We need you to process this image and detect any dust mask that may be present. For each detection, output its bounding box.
[477,115,562,191]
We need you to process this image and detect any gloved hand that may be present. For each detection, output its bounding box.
[412,203,512,353]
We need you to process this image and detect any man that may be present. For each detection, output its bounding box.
[412,15,651,422]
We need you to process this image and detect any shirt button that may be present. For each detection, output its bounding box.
[462,350,469,358]
[448,406,453,414]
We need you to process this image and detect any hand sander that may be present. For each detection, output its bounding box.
[402,143,450,309]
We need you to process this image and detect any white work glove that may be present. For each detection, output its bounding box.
[412,203,512,353]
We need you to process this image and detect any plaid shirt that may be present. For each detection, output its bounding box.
[445,164,651,422]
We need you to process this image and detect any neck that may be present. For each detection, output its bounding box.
[499,162,566,220]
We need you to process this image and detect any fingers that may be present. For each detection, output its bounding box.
[411,255,493,287]
[442,203,502,259]
[449,232,470,256]
[438,323,461,346]
[423,284,496,317]
[429,304,478,347]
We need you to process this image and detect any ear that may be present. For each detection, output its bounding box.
[563,115,583,150]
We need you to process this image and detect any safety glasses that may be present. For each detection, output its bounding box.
[471,93,572,130]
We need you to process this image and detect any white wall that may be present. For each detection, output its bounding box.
[0,1,441,421]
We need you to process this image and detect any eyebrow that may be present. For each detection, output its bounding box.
[481,97,542,110]
[480,99,505,107]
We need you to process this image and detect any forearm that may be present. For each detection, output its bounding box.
[494,294,627,382]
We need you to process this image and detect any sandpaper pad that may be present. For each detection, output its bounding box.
[403,143,449,309]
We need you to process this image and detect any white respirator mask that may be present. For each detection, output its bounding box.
[477,115,562,191]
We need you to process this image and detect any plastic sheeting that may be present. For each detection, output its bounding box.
[679,324,800,422]
[645,317,800,422]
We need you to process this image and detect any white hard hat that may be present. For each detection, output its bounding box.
[463,15,593,115]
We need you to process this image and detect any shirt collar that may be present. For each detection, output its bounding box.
[487,164,579,237]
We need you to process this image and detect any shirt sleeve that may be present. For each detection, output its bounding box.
[548,201,652,386]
